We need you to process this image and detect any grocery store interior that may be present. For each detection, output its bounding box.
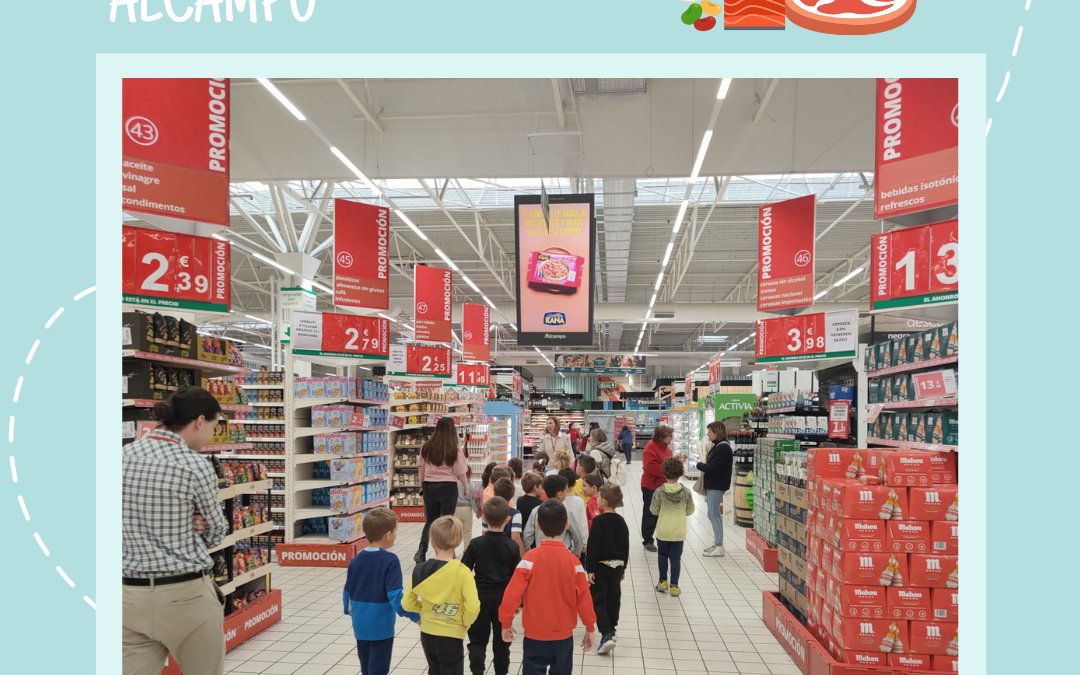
[122,78,959,675]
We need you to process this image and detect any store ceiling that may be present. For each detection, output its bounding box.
[126,78,893,375]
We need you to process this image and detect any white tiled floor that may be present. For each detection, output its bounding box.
[225,466,795,675]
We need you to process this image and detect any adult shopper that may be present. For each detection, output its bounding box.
[696,421,734,557]
[568,422,581,449]
[640,425,678,552]
[122,386,229,675]
[416,417,470,563]
[536,417,572,458]
[588,429,617,478]
[617,425,634,464]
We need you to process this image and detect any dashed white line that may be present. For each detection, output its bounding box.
[74,286,96,301]
[13,377,23,403]
[25,340,40,365]
[7,417,12,443]
[84,597,97,610]
[10,456,17,482]
[35,533,50,556]
[57,566,75,588]
[996,71,1011,103]
[1012,26,1023,56]
[18,496,29,521]
[45,308,64,329]
[986,118,993,137]
[1025,0,1031,9]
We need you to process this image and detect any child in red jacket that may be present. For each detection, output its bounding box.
[499,500,596,675]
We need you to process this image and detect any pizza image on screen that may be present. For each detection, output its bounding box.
[786,0,916,35]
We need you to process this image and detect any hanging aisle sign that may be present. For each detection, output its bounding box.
[414,265,453,343]
[553,354,646,374]
[874,78,959,219]
[122,79,231,227]
[461,303,490,362]
[871,219,958,310]
[122,225,231,312]
[388,344,452,378]
[454,363,490,387]
[755,309,858,363]
[291,311,389,360]
[757,194,816,312]
[278,286,317,343]
[333,199,390,310]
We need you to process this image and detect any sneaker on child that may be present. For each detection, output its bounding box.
[704,546,725,557]
[655,581,669,593]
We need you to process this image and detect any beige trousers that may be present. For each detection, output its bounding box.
[122,574,225,675]
[455,505,475,550]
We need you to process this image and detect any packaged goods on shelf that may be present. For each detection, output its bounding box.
[217,461,268,487]
[312,455,389,482]
[328,513,362,540]
[238,370,285,386]
[312,431,388,455]
[122,361,199,400]
[294,376,388,401]
[753,438,780,546]
[391,489,423,507]
[311,481,387,511]
[393,472,421,488]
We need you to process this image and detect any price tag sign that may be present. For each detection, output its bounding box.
[871,219,958,311]
[389,345,452,378]
[829,400,850,439]
[866,404,885,424]
[122,225,231,312]
[912,369,957,400]
[456,363,490,387]
[291,311,390,360]
[756,309,857,363]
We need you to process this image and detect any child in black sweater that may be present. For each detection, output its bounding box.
[462,497,521,675]
[586,484,630,656]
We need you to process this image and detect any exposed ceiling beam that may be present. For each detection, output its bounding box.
[753,78,781,125]
[336,78,384,133]
[551,79,566,131]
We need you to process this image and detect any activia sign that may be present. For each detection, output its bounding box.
[712,394,758,420]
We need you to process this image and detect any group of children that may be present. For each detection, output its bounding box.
[344,452,698,675]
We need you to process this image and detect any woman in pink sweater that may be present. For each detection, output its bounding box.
[415,417,469,562]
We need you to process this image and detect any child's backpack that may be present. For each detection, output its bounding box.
[605,455,628,487]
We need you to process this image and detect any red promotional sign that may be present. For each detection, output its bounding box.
[321,313,390,359]
[407,346,452,377]
[829,400,850,439]
[122,79,230,226]
[871,219,958,310]
[122,225,231,312]
[334,199,390,310]
[462,303,491,362]
[708,356,723,387]
[757,194,816,312]
[513,372,523,396]
[456,363,490,387]
[912,370,957,400]
[875,78,959,219]
[755,309,857,363]
[414,265,453,343]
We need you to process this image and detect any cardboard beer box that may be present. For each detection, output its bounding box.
[935,655,959,673]
[932,587,959,622]
[931,411,959,446]
[887,586,933,621]
[808,448,866,486]
[834,519,887,553]
[889,653,934,671]
[892,412,908,440]
[939,322,958,356]
[887,520,932,554]
[836,651,891,668]
[876,449,934,487]
[905,334,922,364]
[930,520,959,555]
[910,554,958,588]
[833,482,908,520]
[909,485,959,521]
[835,617,909,653]
[908,621,958,656]
[930,451,958,484]
[837,585,888,619]
[834,551,908,586]
[907,412,924,442]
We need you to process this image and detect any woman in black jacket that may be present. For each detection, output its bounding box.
[696,420,733,557]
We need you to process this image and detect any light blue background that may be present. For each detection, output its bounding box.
[0,1,1066,672]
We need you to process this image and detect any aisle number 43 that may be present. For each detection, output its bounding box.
[872,220,958,308]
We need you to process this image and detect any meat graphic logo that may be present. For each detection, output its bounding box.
[676,0,916,34]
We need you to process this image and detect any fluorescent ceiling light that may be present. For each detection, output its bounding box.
[645,310,652,320]
[662,242,674,267]
[394,209,427,241]
[814,290,828,300]
[717,78,733,100]
[257,78,306,121]
[654,272,664,291]
[330,147,382,197]
[534,347,542,354]
[490,325,499,332]
[649,292,657,308]
[673,200,689,233]
[377,313,399,324]
[309,279,333,294]
[697,336,729,343]
[433,247,459,271]
[211,234,228,241]
[510,323,518,331]
[481,295,497,310]
[226,337,247,344]
[689,130,714,183]
[833,266,866,287]
[245,344,273,350]
[559,373,566,379]
[251,251,297,276]
[244,314,270,324]
[460,274,481,294]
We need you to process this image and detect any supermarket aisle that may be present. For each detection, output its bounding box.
[223,465,795,675]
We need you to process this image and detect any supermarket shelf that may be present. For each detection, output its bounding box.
[393,423,433,431]
[294,451,389,465]
[245,437,286,443]
[201,443,254,454]
[872,397,958,410]
[868,355,959,378]
[295,533,368,544]
[209,522,276,553]
[217,479,274,500]
[231,419,285,425]
[237,384,285,390]
[394,445,423,450]
[293,397,389,409]
[123,399,251,413]
[294,472,388,491]
[218,564,276,596]
[767,407,826,415]
[271,508,285,513]
[294,496,390,520]
[216,453,287,460]
[267,472,285,478]
[867,437,957,452]
[393,466,419,471]
[296,426,391,438]
[122,350,247,376]
[249,402,285,407]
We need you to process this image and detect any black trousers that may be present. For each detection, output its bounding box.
[421,632,465,675]
[467,596,511,675]
[641,486,658,545]
[356,638,394,675]
[418,481,458,556]
[590,565,623,637]
[522,636,573,675]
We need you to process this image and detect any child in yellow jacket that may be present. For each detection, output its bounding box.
[403,516,481,675]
